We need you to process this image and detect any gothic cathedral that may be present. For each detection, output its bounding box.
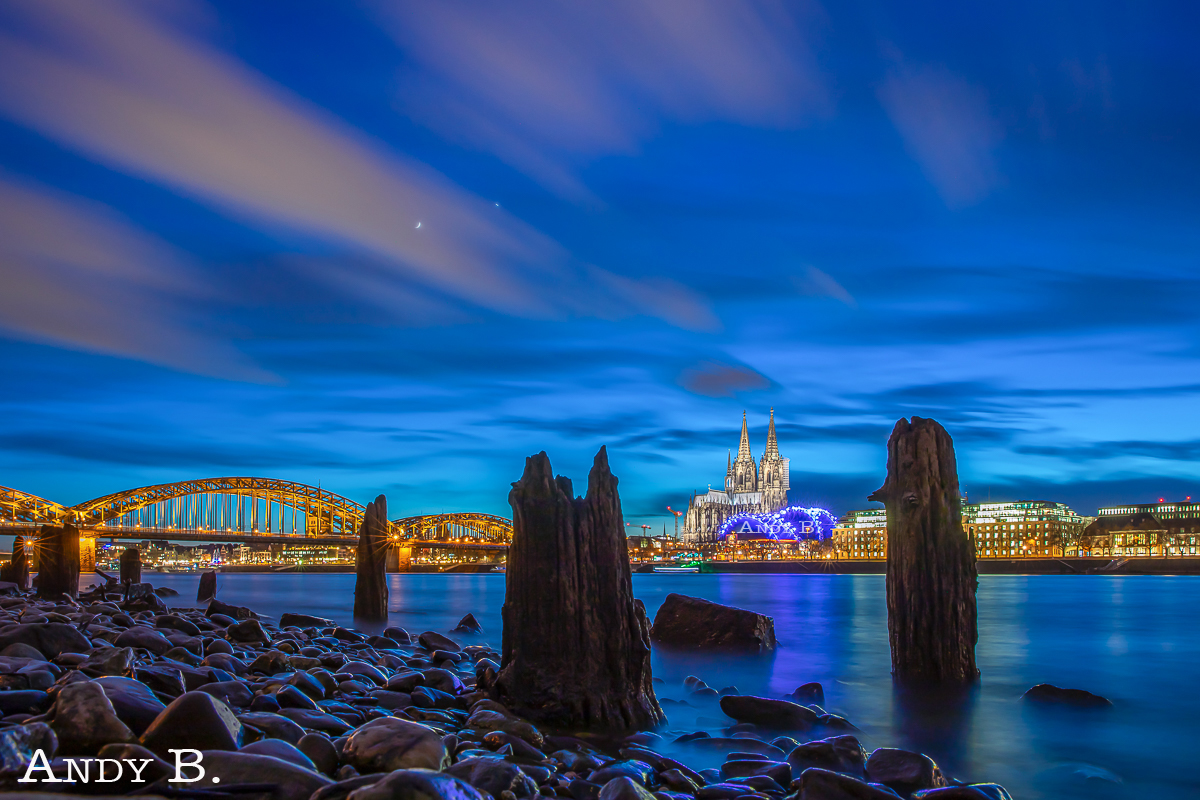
[681,410,790,542]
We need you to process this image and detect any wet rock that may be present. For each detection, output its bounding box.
[197,570,217,602]
[300,731,339,774]
[140,691,243,755]
[720,759,791,785]
[133,665,187,698]
[248,650,288,675]
[452,613,484,634]
[466,708,544,747]
[349,768,488,800]
[198,750,332,800]
[197,679,254,707]
[591,760,655,786]
[0,722,57,773]
[423,667,465,695]
[388,671,426,692]
[420,630,462,652]
[798,767,902,799]
[0,642,46,660]
[282,612,335,628]
[155,614,201,636]
[449,755,540,797]
[599,776,658,800]
[95,676,167,735]
[865,748,946,795]
[277,684,320,710]
[790,683,826,706]
[342,716,449,772]
[788,735,868,777]
[228,618,271,643]
[0,689,50,715]
[51,680,135,755]
[240,737,319,770]
[164,646,202,666]
[650,594,776,652]
[1022,684,1112,708]
[912,786,1013,800]
[278,707,355,734]
[238,711,306,744]
[155,586,179,597]
[0,622,91,658]
[114,625,173,654]
[384,626,412,645]
[207,598,256,620]
[719,695,819,730]
[79,645,136,677]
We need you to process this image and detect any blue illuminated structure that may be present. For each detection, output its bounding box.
[717,505,837,541]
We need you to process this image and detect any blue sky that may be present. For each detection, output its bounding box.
[1,0,1199,528]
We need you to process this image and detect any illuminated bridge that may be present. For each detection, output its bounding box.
[0,479,512,551]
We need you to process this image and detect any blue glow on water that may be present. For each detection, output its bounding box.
[138,572,1200,800]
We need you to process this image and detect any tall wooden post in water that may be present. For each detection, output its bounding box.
[354,495,389,620]
[870,417,979,684]
[496,447,663,731]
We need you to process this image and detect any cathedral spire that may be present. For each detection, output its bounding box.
[765,407,780,459]
[737,411,752,460]
[727,449,732,473]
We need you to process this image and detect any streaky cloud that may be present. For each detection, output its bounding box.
[0,174,270,380]
[377,0,829,201]
[0,0,712,331]
[878,61,1002,208]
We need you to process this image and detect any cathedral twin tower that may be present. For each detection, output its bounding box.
[682,409,791,543]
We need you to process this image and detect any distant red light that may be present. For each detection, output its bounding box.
[1159,498,1165,503]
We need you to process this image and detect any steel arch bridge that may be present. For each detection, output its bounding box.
[392,512,512,544]
[0,479,512,545]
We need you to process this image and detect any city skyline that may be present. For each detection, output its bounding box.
[2,2,1200,531]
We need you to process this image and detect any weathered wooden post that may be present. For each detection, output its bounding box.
[119,547,141,584]
[495,447,664,731]
[353,495,389,620]
[1,535,29,589]
[870,417,978,684]
[197,570,217,601]
[36,524,81,599]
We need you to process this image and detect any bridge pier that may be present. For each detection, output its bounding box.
[386,543,412,573]
[79,536,96,574]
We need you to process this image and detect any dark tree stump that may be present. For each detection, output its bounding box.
[197,570,217,602]
[870,417,978,684]
[495,447,664,731]
[353,494,389,621]
[119,547,142,585]
[1,535,29,589]
[36,524,80,599]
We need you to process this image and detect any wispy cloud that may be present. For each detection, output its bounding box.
[0,0,712,332]
[0,175,268,379]
[878,63,1002,207]
[376,0,828,201]
[793,266,857,307]
[677,360,771,398]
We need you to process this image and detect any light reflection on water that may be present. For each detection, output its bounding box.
[136,572,1200,800]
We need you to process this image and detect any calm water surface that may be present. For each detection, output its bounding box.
[140,572,1199,800]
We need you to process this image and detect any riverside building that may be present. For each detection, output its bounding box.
[833,509,887,559]
[681,410,790,543]
[964,501,1084,558]
[1085,502,1200,556]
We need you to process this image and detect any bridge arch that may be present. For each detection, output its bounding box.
[1,485,68,526]
[391,512,512,543]
[70,477,366,536]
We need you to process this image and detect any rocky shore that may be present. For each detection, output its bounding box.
[0,579,1011,800]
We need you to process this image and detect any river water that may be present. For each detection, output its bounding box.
[138,572,1199,800]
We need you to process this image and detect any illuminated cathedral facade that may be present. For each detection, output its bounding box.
[681,410,790,543]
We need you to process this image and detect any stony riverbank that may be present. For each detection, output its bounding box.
[0,580,1010,800]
